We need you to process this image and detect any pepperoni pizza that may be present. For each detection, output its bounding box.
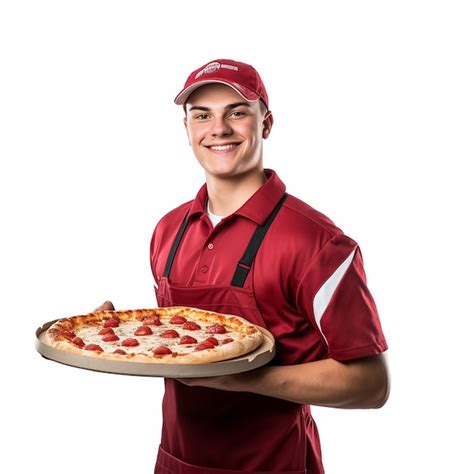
[44,306,264,364]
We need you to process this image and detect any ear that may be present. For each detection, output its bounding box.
[183,116,191,146]
[262,110,273,139]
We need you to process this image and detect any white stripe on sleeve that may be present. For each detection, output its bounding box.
[312,248,356,345]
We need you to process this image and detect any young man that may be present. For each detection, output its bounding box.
[100,59,389,473]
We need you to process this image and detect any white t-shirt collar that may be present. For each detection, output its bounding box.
[206,200,225,227]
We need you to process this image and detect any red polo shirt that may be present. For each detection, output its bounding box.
[150,168,387,363]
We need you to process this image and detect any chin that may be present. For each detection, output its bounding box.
[206,166,240,178]
[197,160,237,177]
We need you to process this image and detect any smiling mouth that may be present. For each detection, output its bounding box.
[206,143,241,151]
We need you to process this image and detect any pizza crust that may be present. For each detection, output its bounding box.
[44,307,264,364]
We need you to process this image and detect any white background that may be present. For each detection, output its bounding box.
[1,1,473,472]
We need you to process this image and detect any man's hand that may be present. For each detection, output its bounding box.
[176,354,390,409]
[94,301,115,311]
[175,370,261,393]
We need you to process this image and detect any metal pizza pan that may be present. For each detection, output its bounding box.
[35,318,275,377]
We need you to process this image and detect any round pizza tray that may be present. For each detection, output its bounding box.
[35,319,276,377]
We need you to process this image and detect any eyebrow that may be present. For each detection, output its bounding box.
[188,101,252,112]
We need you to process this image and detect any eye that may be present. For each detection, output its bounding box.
[194,113,209,120]
[230,111,246,118]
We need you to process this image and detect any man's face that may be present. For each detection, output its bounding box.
[184,83,272,179]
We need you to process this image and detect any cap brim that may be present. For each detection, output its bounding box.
[174,80,260,105]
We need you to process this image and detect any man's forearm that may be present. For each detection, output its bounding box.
[244,354,390,409]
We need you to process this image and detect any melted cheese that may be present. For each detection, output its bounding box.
[75,320,230,355]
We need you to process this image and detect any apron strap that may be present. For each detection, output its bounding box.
[231,192,288,287]
[163,193,288,284]
[163,211,190,279]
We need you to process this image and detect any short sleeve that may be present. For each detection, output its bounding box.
[295,233,388,361]
[150,223,161,289]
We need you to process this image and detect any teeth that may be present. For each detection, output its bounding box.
[210,144,237,151]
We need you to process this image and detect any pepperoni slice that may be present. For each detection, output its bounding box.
[161,329,179,338]
[153,346,173,356]
[170,315,187,324]
[204,337,219,346]
[182,321,201,331]
[61,330,76,341]
[222,338,234,344]
[143,316,162,326]
[113,349,127,355]
[98,327,115,336]
[206,324,227,334]
[122,338,139,347]
[134,326,153,336]
[102,333,120,342]
[84,344,103,352]
[179,335,198,345]
[195,340,215,351]
[103,318,119,328]
[71,336,85,348]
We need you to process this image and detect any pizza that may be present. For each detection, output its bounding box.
[43,306,264,364]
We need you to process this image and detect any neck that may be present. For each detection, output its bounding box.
[206,167,267,216]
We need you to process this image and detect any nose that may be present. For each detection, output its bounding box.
[210,115,232,137]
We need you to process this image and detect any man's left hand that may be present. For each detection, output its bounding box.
[175,369,262,392]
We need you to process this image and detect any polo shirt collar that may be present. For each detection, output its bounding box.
[187,169,286,225]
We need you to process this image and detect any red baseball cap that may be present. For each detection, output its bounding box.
[174,59,271,115]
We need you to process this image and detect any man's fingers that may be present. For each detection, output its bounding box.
[94,300,115,311]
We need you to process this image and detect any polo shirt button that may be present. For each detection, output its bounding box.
[201,265,208,273]
[207,243,214,250]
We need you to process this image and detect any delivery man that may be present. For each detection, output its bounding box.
[98,59,389,473]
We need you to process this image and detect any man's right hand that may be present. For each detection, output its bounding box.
[94,301,115,311]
